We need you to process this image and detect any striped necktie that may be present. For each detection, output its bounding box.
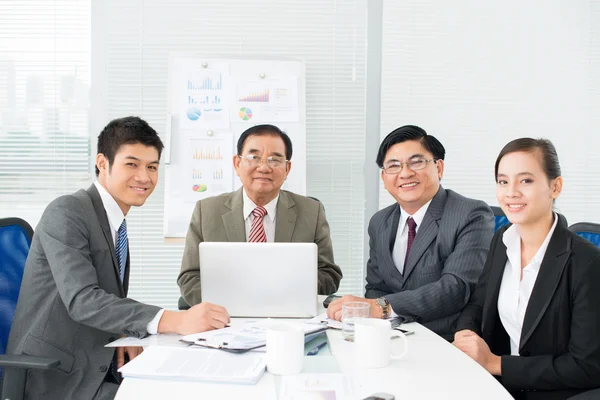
[116,219,128,282]
[248,206,267,243]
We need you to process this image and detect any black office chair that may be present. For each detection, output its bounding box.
[490,206,510,233]
[0,218,59,400]
[568,222,600,248]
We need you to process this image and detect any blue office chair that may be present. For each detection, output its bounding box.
[0,218,59,400]
[490,206,510,232]
[568,222,600,248]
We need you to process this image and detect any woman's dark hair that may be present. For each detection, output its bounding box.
[494,138,561,182]
[96,116,164,176]
[376,125,445,168]
[237,124,292,160]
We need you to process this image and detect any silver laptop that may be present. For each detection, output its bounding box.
[199,242,318,318]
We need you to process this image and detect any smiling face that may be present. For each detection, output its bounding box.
[496,150,562,228]
[381,140,444,214]
[96,143,160,215]
[233,134,291,206]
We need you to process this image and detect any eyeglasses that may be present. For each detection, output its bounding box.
[239,154,288,168]
[382,158,436,175]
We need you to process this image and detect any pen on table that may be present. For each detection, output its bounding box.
[307,341,327,356]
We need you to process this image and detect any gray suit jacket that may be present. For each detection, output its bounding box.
[7,185,160,400]
[365,186,494,340]
[178,189,342,306]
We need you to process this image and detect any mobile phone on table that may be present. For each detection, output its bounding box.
[362,393,395,400]
[322,294,341,308]
[394,327,415,336]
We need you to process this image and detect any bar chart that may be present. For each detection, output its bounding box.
[238,88,270,102]
[187,74,223,91]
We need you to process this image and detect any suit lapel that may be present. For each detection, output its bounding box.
[274,191,297,242]
[402,187,446,283]
[482,242,508,333]
[519,216,571,350]
[87,184,125,297]
[221,189,246,242]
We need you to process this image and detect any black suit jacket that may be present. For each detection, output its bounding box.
[456,214,600,400]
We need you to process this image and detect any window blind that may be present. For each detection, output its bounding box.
[0,0,91,227]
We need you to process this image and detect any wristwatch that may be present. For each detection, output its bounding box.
[376,297,390,319]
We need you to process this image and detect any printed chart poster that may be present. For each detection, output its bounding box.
[234,77,299,123]
[184,135,234,202]
[180,68,230,130]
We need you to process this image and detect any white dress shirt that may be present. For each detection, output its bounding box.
[94,181,164,335]
[497,213,558,355]
[388,200,432,318]
[242,189,279,242]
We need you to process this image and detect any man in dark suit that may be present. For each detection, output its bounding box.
[6,117,230,400]
[178,124,342,306]
[327,125,494,340]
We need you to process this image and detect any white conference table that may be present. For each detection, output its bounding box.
[116,299,513,400]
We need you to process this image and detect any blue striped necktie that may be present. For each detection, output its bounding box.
[116,219,128,283]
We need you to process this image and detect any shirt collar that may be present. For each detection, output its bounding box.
[502,212,559,271]
[94,181,126,234]
[399,199,432,231]
[242,188,279,222]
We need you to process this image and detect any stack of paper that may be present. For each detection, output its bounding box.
[118,346,266,385]
[181,320,328,352]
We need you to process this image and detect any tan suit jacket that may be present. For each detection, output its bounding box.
[177,189,342,305]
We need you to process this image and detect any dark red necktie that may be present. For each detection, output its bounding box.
[404,217,417,265]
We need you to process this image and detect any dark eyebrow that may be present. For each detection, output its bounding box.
[497,172,535,179]
[384,153,427,164]
[124,156,160,164]
[269,152,285,158]
[246,148,261,154]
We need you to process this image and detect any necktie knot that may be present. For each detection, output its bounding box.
[118,219,127,234]
[252,206,267,219]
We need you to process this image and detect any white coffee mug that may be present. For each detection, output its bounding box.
[354,319,408,368]
[266,324,304,375]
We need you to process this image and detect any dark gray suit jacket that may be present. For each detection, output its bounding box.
[7,185,160,400]
[178,188,342,306]
[365,186,494,340]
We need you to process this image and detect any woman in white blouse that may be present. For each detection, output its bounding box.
[453,138,600,400]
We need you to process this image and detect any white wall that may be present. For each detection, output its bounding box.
[379,0,600,226]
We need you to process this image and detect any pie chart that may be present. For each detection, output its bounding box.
[186,107,201,121]
[192,184,207,192]
[238,107,252,121]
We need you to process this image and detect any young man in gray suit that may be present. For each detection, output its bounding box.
[7,117,230,400]
[327,125,494,340]
[178,124,343,306]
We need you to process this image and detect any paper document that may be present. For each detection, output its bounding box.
[279,373,355,400]
[307,313,343,330]
[118,346,266,385]
[181,320,327,352]
[106,334,188,348]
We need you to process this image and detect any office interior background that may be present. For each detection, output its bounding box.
[0,0,598,310]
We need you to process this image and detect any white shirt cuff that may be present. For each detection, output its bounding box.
[146,309,166,335]
[389,305,399,319]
